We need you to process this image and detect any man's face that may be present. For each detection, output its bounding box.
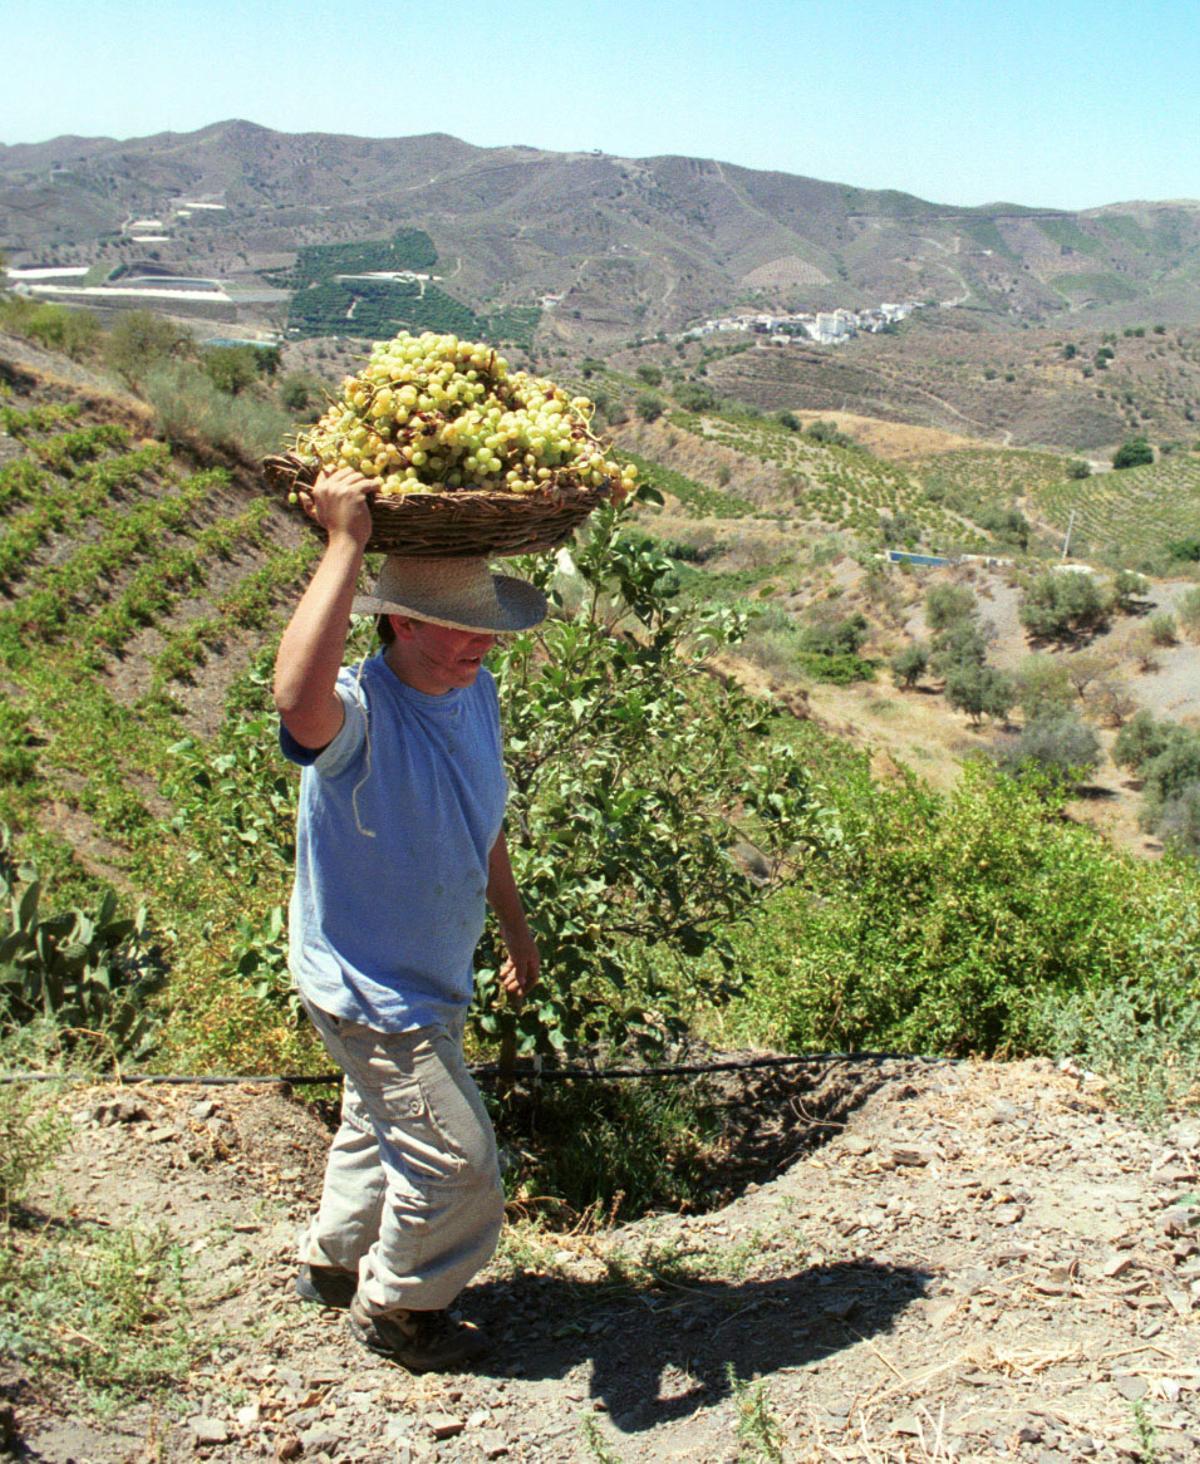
[388,616,496,694]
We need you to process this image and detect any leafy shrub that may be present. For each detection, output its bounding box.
[994,711,1100,786]
[476,505,818,1059]
[1112,437,1154,469]
[1013,655,1073,720]
[1147,611,1178,646]
[1067,458,1091,479]
[1113,710,1170,773]
[142,361,293,458]
[944,662,1015,724]
[0,1077,68,1215]
[1167,537,1200,563]
[635,364,662,387]
[1019,570,1107,640]
[634,392,665,423]
[804,418,853,448]
[797,610,868,658]
[930,618,990,675]
[103,310,192,387]
[1158,783,1200,859]
[925,583,977,632]
[675,382,716,412]
[1179,587,1200,641]
[890,641,929,689]
[1110,570,1149,612]
[1141,728,1200,827]
[0,829,162,1057]
[726,762,1150,1057]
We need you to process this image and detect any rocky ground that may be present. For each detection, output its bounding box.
[5,1056,1200,1462]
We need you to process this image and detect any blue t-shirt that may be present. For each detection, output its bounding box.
[280,654,508,1032]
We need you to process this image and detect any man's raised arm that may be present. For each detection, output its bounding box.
[273,468,375,751]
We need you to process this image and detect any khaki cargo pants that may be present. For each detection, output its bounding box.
[298,999,504,1316]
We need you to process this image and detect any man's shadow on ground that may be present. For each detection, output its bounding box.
[465,1258,930,1434]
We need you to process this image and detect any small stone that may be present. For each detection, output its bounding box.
[236,1403,260,1428]
[1162,1378,1183,1403]
[477,1430,508,1459]
[1102,1254,1133,1278]
[143,1125,176,1144]
[1017,1424,1042,1443]
[191,1099,218,1120]
[190,1416,231,1445]
[842,1135,872,1155]
[275,1438,302,1462]
[1159,1206,1197,1237]
[1114,1374,1148,1401]
[467,1408,492,1428]
[993,1203,1025,1226]
[300,1426,339,1455]
[425,1412,465,1441]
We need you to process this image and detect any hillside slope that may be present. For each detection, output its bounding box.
[5,122,1200,341]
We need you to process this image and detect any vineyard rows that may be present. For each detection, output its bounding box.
[1031,455,1200,566]
[0,392,318,1071]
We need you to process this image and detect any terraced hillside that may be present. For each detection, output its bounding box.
[1030,452,1200,569]
[0,349,321,1069]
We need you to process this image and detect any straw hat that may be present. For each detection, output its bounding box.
[352,556,547,634]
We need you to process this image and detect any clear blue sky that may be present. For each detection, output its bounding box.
[3,0,1197,211]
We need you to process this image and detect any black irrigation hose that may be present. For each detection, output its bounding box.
[0,1050,958,1089]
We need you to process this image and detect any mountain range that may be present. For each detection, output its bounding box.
[3,120,1200,341]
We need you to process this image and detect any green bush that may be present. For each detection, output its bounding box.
[797,610,868,658]
[634,392,665,423]
[1179,587,1200,640]
[994,711,1100,786]
[925,583,977,632]
[1019,570,1107,640]
[0,829,163,1058]
[1013,655,1074,721]
[1114,710,1171,773]
[103,310,192,387]
[725,762,1162,1057]
[142,361,293,458]
[944,662,1015,724]
[1112,437,1154,470]
[890,641,929,689]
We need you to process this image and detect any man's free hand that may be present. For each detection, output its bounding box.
[298,466,376,548]
[498,923,540,999]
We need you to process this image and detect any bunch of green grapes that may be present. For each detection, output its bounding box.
[295,331,637,499]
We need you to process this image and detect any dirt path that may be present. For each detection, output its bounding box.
[6,1058,1200,1461]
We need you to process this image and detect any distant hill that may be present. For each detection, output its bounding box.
[4,120,1200,344]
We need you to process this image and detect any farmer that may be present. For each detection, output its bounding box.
[273,466,544,1371]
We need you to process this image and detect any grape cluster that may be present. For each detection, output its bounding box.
[296,331,637,500]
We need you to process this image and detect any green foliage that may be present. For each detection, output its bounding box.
[0,1078,68,1215]
[797,610,868,658]
[1111,570,1150,612]
[0,1217,200,1406]
[1019,570,1107,640]
[634,392,665,423]
[0,829,163,1057]
[476,503,816,1059]
[1147,611,1177,646]
[729,1363,785,1463]
[142,360,293,457]
[674,381,717,412]
[1178,587,1200,640]
[1140,728,1200,828]
[619,451,751,519]
[635,364,662,387]
[995,711,1101,787]
[0,298,100,360]
[890,641,930,689]
[925,583,977,632]
[201,344,261,395]
[1114,710,1171,773]
[930,618,989,675]
[1067,458,1091,479]
[1113,436,1155,470]
[287,278,482,341]
[499,1077,725,1223]
[103,310,192,387]
[726,762,1162,1058]
[804,418,853,449]
[944,662,1015,724]
[1013,655,1074,721]
[283,229,437,288]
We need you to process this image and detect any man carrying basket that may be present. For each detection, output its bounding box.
[274,465,544,1372]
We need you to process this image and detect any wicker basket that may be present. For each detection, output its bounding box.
[263,452,613,558]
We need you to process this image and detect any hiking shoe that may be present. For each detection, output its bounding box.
[347,1296,490,1372]
[295,1263,358,1310]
